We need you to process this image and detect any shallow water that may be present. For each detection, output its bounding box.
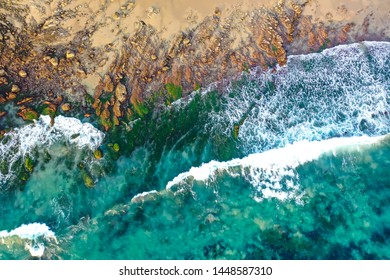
[0,41,389,259]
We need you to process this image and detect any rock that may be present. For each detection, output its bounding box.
[113,101,122,118]
[16,97,33,105]
[49,57,58,67]
[115,83,127,103]
[112,83,127,119]
[83,173,94,188]
[103,74,114,92]
[112,115,120,126]
[6,92,17,100]
[0,77,8,86]
[214,7,221,17]
[113,12,120,20]
[113,143,120,152]
[184,66,192,83]
[76,69,87,78]
[151,54,157,60]
[0,96,6,103]
[53,95,63,105]
[17,107,39,121]
[11,84,20,93]
[0,69,6,76]
[24,156,34,173]
[100,107,111,131]
[61,103,71,111]
[18,70,27,78]
[0,111,6,119]
[94,149,103,159]
[66,50,75,59]
[42,103,57,117]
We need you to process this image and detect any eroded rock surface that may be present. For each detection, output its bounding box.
[0,0,388,130]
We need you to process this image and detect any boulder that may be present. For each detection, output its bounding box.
[18,70,27,78]
[103,74,114,92]
[11,84,20,93]
[61,103,71,112]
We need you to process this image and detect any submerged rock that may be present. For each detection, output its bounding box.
[61,103,71,112]
[113,143,120,152]
[83,173,95,188]
[24,156,34,173]
[94,149,103,159]
[17,107,39,121]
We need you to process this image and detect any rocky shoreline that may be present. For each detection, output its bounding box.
[0,0,389,135]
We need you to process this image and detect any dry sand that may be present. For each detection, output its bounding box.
[11,0,277,46]
[9,0,389,51]
[303,0,390,38]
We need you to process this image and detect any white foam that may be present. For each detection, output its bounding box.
[130,190,159,203]
[0,115,104,186]
[26,243,45,257]
[0,222,56,240]
[210,41,390,155]
[0,223,57,258]
[166,134,386,202]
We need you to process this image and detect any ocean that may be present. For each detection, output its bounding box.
[0,41,389,259]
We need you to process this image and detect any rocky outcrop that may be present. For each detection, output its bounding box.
[17,107,39,121]
[0,0,387,131]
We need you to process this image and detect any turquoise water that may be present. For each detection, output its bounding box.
[0,42,390,259]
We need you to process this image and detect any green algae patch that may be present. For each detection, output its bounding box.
[24,156,34,173]
[84,93,95,105]
[165,83,182,104]
[113,143,120,152]
[20,171,29,181]
[132,99,149,118]
[98,115,113,131]
[0,160,8,174]
[194,82,201,91]
[22,110,39,121]
[40,105,57,118]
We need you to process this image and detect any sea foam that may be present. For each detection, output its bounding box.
[0,223,56,258]
[166,134,387,202]
[210,41,390,155]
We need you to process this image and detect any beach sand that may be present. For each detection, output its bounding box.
[303,0,390,38]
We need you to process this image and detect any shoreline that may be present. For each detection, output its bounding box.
[0,0,389,133]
